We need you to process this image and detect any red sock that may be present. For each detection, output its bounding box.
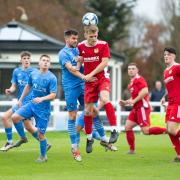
[84,115,93,134]
[176,130,180,137]
[104,102,116,126]
[149,127,166,135]
[169,134,180,155]
[126,130,135,151]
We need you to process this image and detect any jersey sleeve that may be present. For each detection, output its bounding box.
[137,77,148,90]
[49,76,58,93]
[59,50,70,67]
[28,73,33,87]
[175,65,180,75]
[102,42,110,58]
[11,69,18,85]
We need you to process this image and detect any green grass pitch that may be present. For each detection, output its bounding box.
[0,131,180,180]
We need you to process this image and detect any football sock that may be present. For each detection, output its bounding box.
[93,116,105,137]
[169,134,180,155]
[84,115,93,135]
[5,127,13,143]
[104,102,117,126]
[32,131,39,140]
[126,130,135,151]
[40,139,47,157]
[92,130,101,140]
[68,119,77,145]
[149,127,166,135]
[14,121,26,138]
[76,131,80,147]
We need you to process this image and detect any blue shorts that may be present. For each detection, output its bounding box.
[15,102,50,134]
[64,85,84,112]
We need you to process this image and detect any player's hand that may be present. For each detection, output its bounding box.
[33,97,44,104]
[160,97,166,106]
[83,74,97,82]
[119,99,126,106]
[17,100,22,108]
[5,89,12,95]
[76,56,84,63]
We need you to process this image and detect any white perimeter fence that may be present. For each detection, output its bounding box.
[0,99,165,132]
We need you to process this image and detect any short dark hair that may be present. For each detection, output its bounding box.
[20,51,31,58]
[40,54,50,60]
[64,29,78,37]
[128,62,138,68]
[164,47,176,55]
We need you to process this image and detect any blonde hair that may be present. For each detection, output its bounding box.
[84,25,99,34]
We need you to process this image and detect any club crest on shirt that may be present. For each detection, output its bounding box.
[94,48,99,53]
[169,70,172,74]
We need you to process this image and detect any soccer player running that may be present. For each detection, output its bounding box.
[11,54,57,162]
[0,51,42,151]
[119,63,166,154]
[161,47,180,162]
[78,25,119,153]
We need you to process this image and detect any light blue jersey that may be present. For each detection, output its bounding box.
[28,70,57,114]
[11,67,36,105]
[59,46,84,90]
[16,70,57,134]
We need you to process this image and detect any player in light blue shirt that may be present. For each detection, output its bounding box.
[59,29,85,162]
[59,29,114,161]
[0,51,39,151]
[12,54,57,163]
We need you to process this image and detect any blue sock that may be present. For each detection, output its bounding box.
[14,121,26,138]
[40,139,47,157]
[92,130,101,140]
[93,116,105,137]
[76,132,80,147]
[5,127,13,142]
[68,119,77,145]
[32,131,39,141]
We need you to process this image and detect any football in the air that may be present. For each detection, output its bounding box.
[82,12,98,26]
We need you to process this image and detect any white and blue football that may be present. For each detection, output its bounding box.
[82,12,98,26]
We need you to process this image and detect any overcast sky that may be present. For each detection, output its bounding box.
[133,0,162,22]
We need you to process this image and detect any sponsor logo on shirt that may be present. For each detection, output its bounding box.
[84,56,99,62]
[82,51,85,54]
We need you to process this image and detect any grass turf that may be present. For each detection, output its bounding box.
[0,132,180,180]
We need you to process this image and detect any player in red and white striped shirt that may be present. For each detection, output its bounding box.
[120,63,166,154]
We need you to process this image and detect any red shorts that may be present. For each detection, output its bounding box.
[84,78,111,103]
[127,107,151,127]
[165,104,180,123]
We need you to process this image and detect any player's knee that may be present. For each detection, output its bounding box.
[84,110,91,116]
[125,126,132,131]
[141,127,149,135]
[76,125,82,132]
[101,98,109,106]
[167,128,176,136]
[11,114,19,123]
